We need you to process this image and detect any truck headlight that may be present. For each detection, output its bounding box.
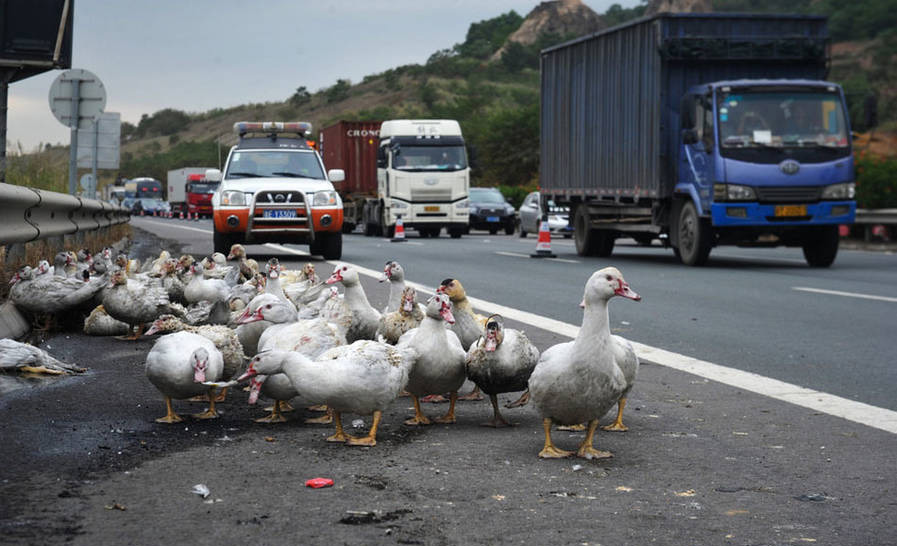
[821,182,855,200]
[312,190,339,207]
[713,183,756,202]
[455,199,469,209]
[390,199,408,209]
[221,190,247,206]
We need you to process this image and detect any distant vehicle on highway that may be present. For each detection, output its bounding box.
[131,197,170,215]
[518,191,572,238]
[133,177,164,199]
[467,187,516,235]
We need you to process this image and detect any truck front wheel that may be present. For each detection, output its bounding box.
[802,226,839,267]
[311,232,342,260]
[213,229,239,255]
[677,201,712,266]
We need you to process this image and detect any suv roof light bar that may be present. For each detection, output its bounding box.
[234,121,313,138]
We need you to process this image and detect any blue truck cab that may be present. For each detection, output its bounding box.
[540,13,855,267]
[677,79,855,264]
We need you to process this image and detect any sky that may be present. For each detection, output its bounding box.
[6,0,637,153]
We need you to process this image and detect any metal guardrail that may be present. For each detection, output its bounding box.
[0,181,130,245]
[855,208,897,225]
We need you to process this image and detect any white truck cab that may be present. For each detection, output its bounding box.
[364,119,470,238]
[209,122,345,258]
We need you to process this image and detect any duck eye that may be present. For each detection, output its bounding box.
[605,275,613,281]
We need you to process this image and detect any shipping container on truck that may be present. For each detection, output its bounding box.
[540,13,856,267]
[167,167,210,214]
[320,121,381,233]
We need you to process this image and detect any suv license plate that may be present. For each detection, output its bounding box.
[774,205,807,217]
[263,209,296,219]
[487,216,499,222]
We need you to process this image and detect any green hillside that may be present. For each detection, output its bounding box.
[8,1,896,207]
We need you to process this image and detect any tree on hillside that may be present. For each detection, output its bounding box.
[289,86,311,106]
[454,10,524,59]
[474,103,540,187]
[135,109,191,138]
[326,79,351,103]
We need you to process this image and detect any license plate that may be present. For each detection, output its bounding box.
[774,205,807,217]
[486,216,499,222]
[424,206,440,212]
[262,209,296,218]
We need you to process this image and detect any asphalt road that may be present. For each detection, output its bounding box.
[1,218,896,545]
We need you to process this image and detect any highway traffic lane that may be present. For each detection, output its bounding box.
[1,247,895,545]
[131,216,897,412]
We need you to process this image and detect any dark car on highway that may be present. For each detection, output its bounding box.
[467,187,517,235]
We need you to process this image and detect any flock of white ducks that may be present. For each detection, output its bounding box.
[6,242,642,458]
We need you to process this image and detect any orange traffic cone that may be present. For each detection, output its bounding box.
[391,215,406,242]
[530,219,557,258]
[179,211,184,219]
[140,209,144,216]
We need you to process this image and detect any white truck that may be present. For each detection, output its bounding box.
[208,122,346,258]
[361,119,470,238]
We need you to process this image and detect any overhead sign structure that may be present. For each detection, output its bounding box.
[0,0,74,182]
[77,112,120,169]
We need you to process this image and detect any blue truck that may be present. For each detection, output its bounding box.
[540,13,855,266]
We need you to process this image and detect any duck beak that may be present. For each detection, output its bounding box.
[236,366,257,383]
[193,362,207,383]
[248,376,267,405]
[235,308,263,325]
[144,323,161,336]
[402,298,414,313]
[615,280,641,301]
[440,303,455,325]
[579,299,585,308]
[484,333,498,352]
[325,271,342,284]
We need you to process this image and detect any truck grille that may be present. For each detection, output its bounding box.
[410,187,453,202]
[250,191,311,232]
[755,186,821,203]
[255,190,305,204]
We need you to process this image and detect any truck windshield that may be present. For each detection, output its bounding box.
[187,182,219,194]
[225,150,325,180]
[718,90,849,150]
[392,145,467,172]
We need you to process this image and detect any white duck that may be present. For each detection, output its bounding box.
[466,315,540,427]
[377,286,424,344]
[380,261,408,313]
[528,267,641,459]
[145,314,247,401]
[102,269,181,339]
[9,261,107,325]
[145,331,224,423]
[237,301,346,422]
[397,293,467,425]
[184,262,229,304]
[236,340,417,446]
[0,339,86,375]
[437,278,487,401]
[83,304,131,336]
[325,264,382,343]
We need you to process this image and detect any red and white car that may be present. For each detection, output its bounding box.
[209,122,345,258]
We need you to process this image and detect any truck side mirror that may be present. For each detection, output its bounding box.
[682,128,699,145]
[328,169,345,183]
[205,169,222,182]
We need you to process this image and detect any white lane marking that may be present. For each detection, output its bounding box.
[141,220,897,434]
[793,286,897,303]
[133,218,211,235]
[495,251,580,264]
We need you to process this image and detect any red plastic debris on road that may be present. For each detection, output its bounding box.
[305,478,334,489]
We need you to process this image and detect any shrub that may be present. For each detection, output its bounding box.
[855,154,897,208]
